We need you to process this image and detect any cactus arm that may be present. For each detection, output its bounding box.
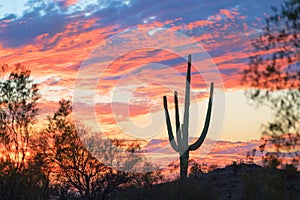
[182,54,192,145]
[163,96,179,152]
[189,82,214,151]
[174,91,182,149]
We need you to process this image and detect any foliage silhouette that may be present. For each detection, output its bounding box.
[0,64,162,199]
[243,0,300,167]
[0,64,50,199]
[34,99,163,199]
[0,64,40,171]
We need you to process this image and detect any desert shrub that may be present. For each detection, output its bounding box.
[242,168,295,200]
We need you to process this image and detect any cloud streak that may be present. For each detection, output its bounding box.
[0,0,286,141]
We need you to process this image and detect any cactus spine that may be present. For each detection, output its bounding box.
[163,54,214,179]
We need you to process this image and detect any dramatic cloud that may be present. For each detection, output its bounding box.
[0,0,286,142]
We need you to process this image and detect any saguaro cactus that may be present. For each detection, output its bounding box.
[163,54,214,179]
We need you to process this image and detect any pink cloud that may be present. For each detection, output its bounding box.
[0,7,262,136]
[55,0,78,7]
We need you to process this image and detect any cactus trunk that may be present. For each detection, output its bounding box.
[163,54,214,180]
[180,150,189,179]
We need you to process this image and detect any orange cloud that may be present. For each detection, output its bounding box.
[0,6,258,138]
[55,0,78,7]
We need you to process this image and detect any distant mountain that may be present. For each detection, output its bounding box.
[141,138,262,169]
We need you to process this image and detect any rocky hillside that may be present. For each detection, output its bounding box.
[110,164,300,200]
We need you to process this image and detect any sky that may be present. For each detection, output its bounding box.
[0,0,285,143]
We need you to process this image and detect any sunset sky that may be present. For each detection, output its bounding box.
[0,0,285,145]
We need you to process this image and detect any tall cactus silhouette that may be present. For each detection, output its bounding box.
[163,54,214,179]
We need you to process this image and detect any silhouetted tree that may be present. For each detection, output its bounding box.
[243,0,300,167]
[37,99,162,199]
[0,64,162,199]
[0,64,40,170]
[36,99,106,199]
[0,64,50,199]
